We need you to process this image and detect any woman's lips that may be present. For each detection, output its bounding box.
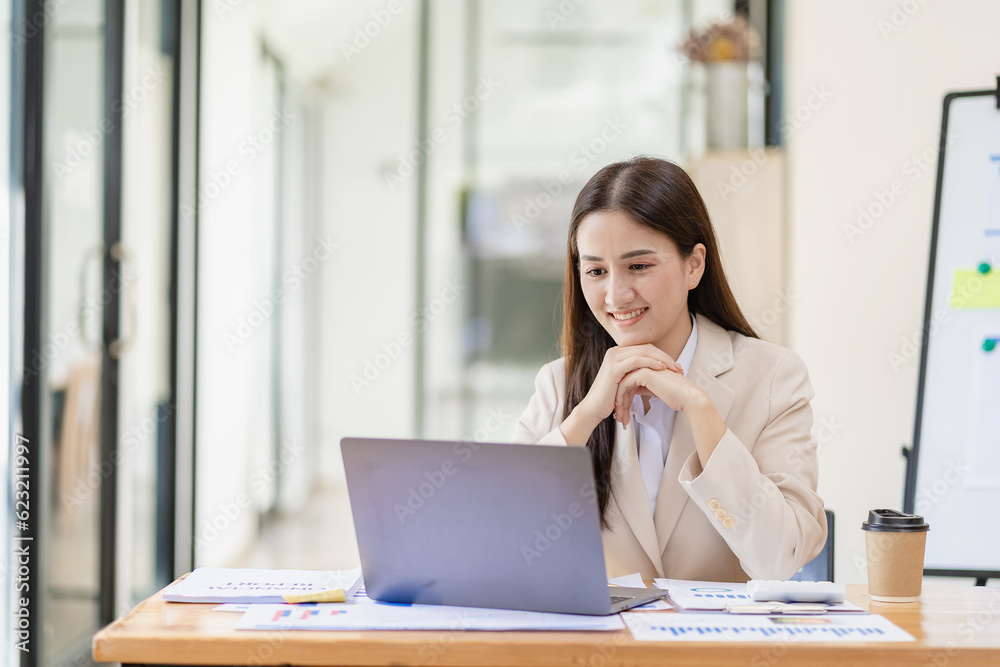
[608,307,648,327]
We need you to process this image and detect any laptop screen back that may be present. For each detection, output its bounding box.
[341,438,613,614]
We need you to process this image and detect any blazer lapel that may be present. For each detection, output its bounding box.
[610,419,662,575]
[652,314,737,553]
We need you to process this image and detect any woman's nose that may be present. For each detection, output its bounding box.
[606,271,635,305]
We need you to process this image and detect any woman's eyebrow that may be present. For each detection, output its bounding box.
[621,249,657,259]
[580,248,657,262]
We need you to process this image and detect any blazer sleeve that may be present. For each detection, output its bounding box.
[511,361,570,446]
[677,351,827,580]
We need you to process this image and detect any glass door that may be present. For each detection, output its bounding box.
[23,0,180,663]
[41,0,110,661]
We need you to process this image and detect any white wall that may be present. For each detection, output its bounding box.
[196,1,282,566]
[785,1,1000,583]
[317,2,420,482]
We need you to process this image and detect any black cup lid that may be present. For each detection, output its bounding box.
[861,509,929,532]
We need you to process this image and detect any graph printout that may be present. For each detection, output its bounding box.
[653,579,864,613]
[623,613,914,643]
[234,587,625,631]
[653,579,753,611]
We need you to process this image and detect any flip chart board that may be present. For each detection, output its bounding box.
[904,85,1000,580]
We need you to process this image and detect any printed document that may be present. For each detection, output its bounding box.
[162,567,362,604]
[654,579,864,613]
[623,612,913,642]
[234,586,624,631]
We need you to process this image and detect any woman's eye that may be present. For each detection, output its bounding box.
[584,268,605,277]
[630,264,649,271]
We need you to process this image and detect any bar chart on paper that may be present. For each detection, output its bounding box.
[906,86,1000,577]
[653,579,753,611]
[234,591,625,632]
[622,613,914,643]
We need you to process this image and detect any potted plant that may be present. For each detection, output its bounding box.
[680,16,759,150]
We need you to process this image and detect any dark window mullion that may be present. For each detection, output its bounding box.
[12,0,48,664]
[159,0,183,589]
[99,0,125,627]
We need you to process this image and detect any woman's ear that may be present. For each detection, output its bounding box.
[687,243,707,290]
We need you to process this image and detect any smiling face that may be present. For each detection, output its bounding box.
[575,209,705,358]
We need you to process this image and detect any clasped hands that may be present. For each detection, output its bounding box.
[582,344,705,427]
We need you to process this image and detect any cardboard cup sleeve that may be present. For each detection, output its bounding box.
[862,509,930,603]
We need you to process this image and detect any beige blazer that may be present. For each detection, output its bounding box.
[512,314,827,582]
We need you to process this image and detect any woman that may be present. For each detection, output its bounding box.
[513,157,827,582]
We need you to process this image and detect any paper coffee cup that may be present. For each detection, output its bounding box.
[862,509,930,603]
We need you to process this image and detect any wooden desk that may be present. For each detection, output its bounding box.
[93,584,1000,666]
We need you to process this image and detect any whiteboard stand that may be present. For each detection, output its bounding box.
[904,78,1000,586]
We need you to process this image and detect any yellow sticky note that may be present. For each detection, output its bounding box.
[951,269,1000,309]
[282,588,346,604]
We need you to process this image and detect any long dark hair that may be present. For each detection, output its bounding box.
[561,157,757,527]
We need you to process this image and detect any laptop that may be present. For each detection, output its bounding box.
[341,437,668,615]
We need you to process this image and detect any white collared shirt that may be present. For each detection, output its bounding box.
[631,315,699,515]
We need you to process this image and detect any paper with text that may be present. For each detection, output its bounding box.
[623,612,913,642]
[654,579,864,614]
[234,588,624,631]
[162,567,362,604]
